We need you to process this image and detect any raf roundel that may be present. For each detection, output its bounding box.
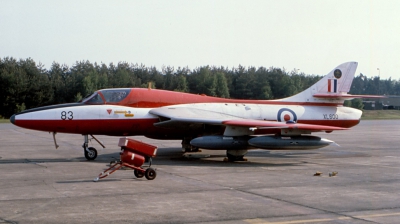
[277,108,297,122]
[334,69,342,79]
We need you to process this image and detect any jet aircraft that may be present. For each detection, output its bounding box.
[10,62,382,161]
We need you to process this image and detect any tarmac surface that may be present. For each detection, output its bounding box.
[1,120,400,224]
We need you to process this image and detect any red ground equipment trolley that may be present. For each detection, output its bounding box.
[94,137,158,181]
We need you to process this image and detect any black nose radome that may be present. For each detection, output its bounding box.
[10,114,15,124]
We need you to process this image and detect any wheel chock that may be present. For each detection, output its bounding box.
[313,171,323,176]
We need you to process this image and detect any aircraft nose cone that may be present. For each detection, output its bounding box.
[10,114,15,124]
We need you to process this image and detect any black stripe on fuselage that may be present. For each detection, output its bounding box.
[15,103,88,115]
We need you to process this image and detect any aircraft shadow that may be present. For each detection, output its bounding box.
[0,147,319,168]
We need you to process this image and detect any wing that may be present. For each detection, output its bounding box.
[222,120,348,132]
[150,106,348,132]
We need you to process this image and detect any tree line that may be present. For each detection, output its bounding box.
[1,57,399,118]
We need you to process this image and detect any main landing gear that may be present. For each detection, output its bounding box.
[83,134,105,160]
[182,137,201,153]
[225,149,248,162]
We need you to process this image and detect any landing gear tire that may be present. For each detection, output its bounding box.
[84,147,98,160]
[226,154,245,161]
[184,147,201,153]
[182,137,201,152]
[145,168,157,180]
[134,169,145,178]
[226,149,248,162]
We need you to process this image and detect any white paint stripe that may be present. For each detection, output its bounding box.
[243,212,400,224]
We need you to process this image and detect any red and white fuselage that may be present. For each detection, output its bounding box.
[11,62,381,160]
[10,89,362,137]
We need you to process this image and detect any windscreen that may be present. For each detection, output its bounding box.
[82,92,104,104]
[100,89,131,103]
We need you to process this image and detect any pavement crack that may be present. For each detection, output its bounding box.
[5,198,59,221]
[0,217,17,224]
[232,188,379,223]
[24,159,48,168]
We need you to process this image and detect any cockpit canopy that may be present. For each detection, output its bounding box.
[82,89,131,104]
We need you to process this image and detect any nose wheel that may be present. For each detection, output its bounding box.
[84,147,98,160]
[83,134,104,160]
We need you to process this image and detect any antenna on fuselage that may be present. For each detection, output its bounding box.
[148,82,152,90]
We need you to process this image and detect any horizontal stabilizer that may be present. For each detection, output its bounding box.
[313,93,387,100]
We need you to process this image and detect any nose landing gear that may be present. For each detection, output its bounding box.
[83,134,105,160]
[84,147,98,160]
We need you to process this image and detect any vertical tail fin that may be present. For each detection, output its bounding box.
[279,62,358,104]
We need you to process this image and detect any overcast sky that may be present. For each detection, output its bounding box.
[1,0,399,79]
